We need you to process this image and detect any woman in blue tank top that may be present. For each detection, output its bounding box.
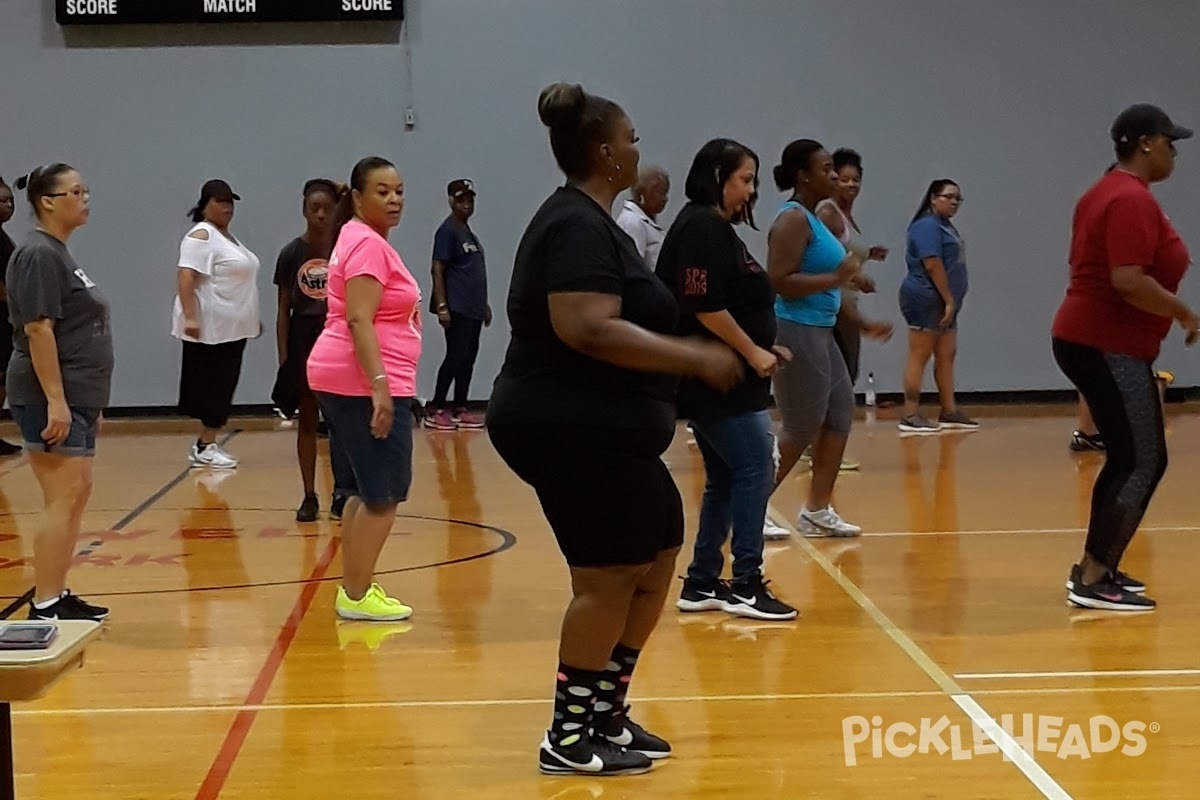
[766,139,892,537]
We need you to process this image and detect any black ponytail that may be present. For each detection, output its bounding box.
[14,163,75,219]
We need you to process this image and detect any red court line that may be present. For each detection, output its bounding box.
[194,535,341,800]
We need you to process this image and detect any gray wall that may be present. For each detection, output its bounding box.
[4,0,1200,408]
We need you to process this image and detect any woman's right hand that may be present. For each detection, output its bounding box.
[747,346,779,378]
[184,317,201,339]
[43,400,71,446]
[689,339,745,392]
[939,298,957,330]
[835,253,862,285]
[1179,309,1200,345]
[370,383,394,439]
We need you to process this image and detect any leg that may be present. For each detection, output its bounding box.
[902,329,938,418]
[27,451,92,603]
[453,318,484,410]
[772,322,831,487]
[801,336,860,535]
[432,321,457,409]
[296,392,319,495]
[1078,394,1097,435]
[680,426,732,595]
[933,328,958,414]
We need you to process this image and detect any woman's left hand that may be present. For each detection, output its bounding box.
[771,345,794,363]
[862,320,894,342]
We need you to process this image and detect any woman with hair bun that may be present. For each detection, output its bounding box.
[487,82,742,776]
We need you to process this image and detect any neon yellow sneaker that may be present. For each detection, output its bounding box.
[335,583,413,621]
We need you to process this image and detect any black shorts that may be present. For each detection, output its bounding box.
[488,424,684,567]
[178,339,247,430]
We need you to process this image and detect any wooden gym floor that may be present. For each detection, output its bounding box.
[0,407,1197,799]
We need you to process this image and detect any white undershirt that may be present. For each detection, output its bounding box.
[171,221,261,344]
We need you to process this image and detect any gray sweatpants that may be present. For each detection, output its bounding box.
[773,319,854,448]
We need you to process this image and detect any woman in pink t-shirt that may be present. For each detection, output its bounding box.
[308,156,422,622]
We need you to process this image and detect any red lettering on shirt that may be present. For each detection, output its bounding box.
[684,267,707,296]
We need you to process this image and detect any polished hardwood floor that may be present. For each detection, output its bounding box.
[0,407,1198,798]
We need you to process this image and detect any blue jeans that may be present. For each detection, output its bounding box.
[314,393,414,509]
[686,410,773,586]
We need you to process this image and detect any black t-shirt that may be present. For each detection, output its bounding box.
[655,202,776,421]
[431,217,488,320]
[489,185,680,434]
[273,236,329,319]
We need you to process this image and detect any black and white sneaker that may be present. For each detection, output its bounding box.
[1069,431,1105,452]
[723,575,798,621]
[538,732,653,776]
[28,590,109,621]
[676,577,731,612]
[596,705,671,759]
[1067,576,1155,612]
[330,495,347,521]
[1064,563,1145,593]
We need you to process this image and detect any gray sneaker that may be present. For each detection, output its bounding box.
[898,414,941,434]
[939,409,979,430]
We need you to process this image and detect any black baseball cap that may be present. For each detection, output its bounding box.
[447,179,476,198]
[1111,104,1193,145]
[199,178,241,203]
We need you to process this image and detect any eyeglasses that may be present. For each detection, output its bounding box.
[936,193,963,203]
[46,188,90,199]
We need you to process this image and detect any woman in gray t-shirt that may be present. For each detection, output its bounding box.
[8,163,113,622]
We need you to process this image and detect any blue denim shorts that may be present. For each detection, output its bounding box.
[899,286,963,332]
[11,404,101,458]
[314,393,413,508]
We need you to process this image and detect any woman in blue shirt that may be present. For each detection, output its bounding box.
[767,139,892,537]
[897,180,977,432]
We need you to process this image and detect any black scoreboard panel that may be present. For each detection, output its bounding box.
[57,0,404,25]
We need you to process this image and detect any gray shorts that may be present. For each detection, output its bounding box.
[773,320,854,446]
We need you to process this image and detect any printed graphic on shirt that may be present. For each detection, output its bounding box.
[684,268,707,297]
[297,258,329,300]
[74,268,96,289]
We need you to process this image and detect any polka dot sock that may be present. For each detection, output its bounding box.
[549,663,605,747]
[594,643,640,724]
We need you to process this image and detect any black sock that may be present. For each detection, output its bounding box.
[594,643,640,726]
[550,663,604,747]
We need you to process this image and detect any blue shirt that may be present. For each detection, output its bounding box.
[432,217,488,320]
[904,213,968,300]
[773,201,846,327]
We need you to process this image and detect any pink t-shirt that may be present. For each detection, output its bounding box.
[307,219,423,396]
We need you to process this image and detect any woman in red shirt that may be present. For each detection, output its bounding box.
[1052,104,1200,612]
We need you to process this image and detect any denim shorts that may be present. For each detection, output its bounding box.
[899,285,963,332]
[314,392,413,508]
[12,404,101,458]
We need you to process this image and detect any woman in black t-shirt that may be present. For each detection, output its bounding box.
[655,139,797,622]
[273,178,351,523]
[487,83,742,777]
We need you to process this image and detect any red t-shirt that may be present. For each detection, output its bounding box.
[1052,170,1190,360]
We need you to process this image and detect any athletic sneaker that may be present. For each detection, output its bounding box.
[1067,575,1155,612]
[596,705,671,759]
[190,442,237,469]
[330,494,347,521]
[800,447,860,471]
[424,410,457,431]
[1064,563,1145,593]
[763,518,791,540]
[29,590,109,621]
[898,414,941,434]
[938,409,979,429]
[723,574,798,621]
[538,732,653,776]
[798,505,862,537]
[453,410,485,429]
[677,577,732,612]
[335,583,413,621]
[1069,431,1105,452]
[296,493,319,523]
[0,440,21,456]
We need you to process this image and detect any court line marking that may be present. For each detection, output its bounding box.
[0,431,240,619]
[958,668,1200,680]
[193,535,340,800]
[767,503,1072,800]
[860,525,1200,538]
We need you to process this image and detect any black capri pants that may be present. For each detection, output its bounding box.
[1052,337,1167,572]
[488,424,684,567]
[179,339,248,430]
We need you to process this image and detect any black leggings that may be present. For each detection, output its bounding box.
[1052,338,1167,572]
[433,312,483,408]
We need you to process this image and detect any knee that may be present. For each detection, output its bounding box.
[636,547,681,593]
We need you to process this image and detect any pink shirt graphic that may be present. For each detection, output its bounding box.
[307,219,422,397]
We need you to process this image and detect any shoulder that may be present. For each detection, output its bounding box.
[770,204,812,236]
[185,222,212,242]
[908,214,940,235]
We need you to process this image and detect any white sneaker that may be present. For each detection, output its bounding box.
[213,442,239,466]
[763,519,791,540]
[190,443,238,470]
[798,506,861,537]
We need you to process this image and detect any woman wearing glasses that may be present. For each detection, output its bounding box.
[897,179,977,433]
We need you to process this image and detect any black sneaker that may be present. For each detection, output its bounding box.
[1067,576,1155,612]
[296,493,319,523]
[723,575,798,621]
[1065,563,1145,593]
[538,732,653,776]
[0,440,21,456]
[29,591,109,621]
[1070,431,1105,452]
[595,705,671,760]
[676,577,731,612]
[330,495,347,521]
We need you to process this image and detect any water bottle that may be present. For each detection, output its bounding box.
[865,372,876,407]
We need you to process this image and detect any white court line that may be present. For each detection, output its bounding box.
[767,504,1073,800]
[860,525,1200,538]
[958,668,1200,680]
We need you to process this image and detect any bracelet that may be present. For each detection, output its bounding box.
[371,374,388,385]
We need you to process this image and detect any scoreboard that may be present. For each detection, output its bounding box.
[57,0,404,25]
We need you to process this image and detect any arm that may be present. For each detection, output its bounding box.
[920,256,955,305]
[1111,266,1193,321]
[838,294,894,341]
[767,209,856,299]
[1105,194,1197,328]
[275,287,290,365]
[25,318,71,444]
[431,259,451,326]
[345,275,395,437]
[177,228,211,339]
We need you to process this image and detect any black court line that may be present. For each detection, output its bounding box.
[0,430,240,619]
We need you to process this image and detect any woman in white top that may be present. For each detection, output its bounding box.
[615,165,669,269]
[816,149,891,469]
[173,179,260,469]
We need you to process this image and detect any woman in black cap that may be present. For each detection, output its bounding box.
[172,179,261,469]
[1052,104,1200,611]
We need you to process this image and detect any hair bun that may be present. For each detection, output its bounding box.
[13,174,30,191]
[771,164,789,191]
[537,82,587,130]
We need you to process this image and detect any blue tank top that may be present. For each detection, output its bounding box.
[773,201,846,327]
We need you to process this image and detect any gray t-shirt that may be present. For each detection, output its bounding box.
[6,231,114,409]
